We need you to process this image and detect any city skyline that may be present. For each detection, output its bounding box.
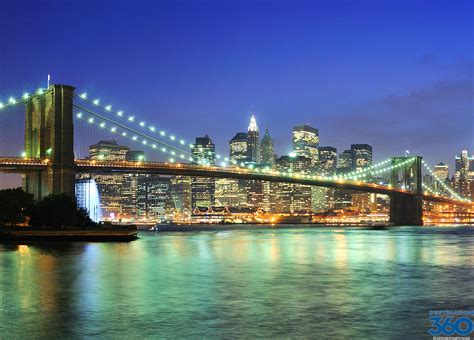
[0,0,472,171]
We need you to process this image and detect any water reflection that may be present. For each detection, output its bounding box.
[0,226,473,338]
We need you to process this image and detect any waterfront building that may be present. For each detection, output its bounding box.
[137,175,171,221]
[215,178,241,207]
[351,144,373,171]
[191,135,216,208]
[169,176,192,222]
[274,155,312,213]
[260,127,275,168]
[292,124,319,168]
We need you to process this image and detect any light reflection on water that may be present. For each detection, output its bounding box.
[0,226,473,338]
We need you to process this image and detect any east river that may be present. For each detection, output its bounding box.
[1,226,473,338]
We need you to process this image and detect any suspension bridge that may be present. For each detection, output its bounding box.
[0,84,471,225]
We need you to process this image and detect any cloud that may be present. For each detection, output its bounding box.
[379,78,473,112]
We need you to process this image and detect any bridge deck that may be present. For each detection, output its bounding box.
[0,157,471,207]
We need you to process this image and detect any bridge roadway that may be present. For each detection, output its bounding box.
[0,157,471,207]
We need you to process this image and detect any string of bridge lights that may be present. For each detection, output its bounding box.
[421,160,469,202]
[75,91,238,165]
[0,88,46,110]
[75,110,193,163]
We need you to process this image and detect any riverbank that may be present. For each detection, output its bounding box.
[0,225,138,242]
[147,223,392,232]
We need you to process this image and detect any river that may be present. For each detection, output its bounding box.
[1,225,473,338]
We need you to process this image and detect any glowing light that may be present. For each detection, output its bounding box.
[21,151,26,158]
[88,118,94,123]
[8,97,16,104]
[37,88,44,95]
[76,112,83,118]
[100,122,106,128]
[46,148,52,155]
[122,132,127,136]
[160,131,166,136]
[142,140,147,145]
[149,126,155,132]
[79,93,87,99]
[170,135,175,140]
[22,92,29,99]
[132,136,138,141]
[117,111,123,116]
[128,116,135,122]
[93,99,100,105]
[0,103,3,109]
[140,121,145,127]
[105,105,112,111]
[111,127,117,132]
[180,139,185,145]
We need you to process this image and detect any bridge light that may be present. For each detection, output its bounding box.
[88,117,94,123]
[171,151,176,155]
[179,139,185,145]
[37,88,44,95]
[93,99,100,105]
[189,144,194,148]
[140,121,145,127]
[100,122,106,128]
[46,148,52,155]
[170,135,175,140]
[132,136,138,141]
[180,154,185,159]
[128,116,135,122]
[21,151,26,158]
[160,131,166,136]
[152,144,157,148]
[142,140,147,145]
[117,111,123,116]
[105,105,112,111]
[138,155,144,161]
[79,93,87,99]
[216,155,221,159]
[76,112,83,118]
[149,126,155,132]
[122,132,127,136]
[169,158,174,163]
[161,147,166,152]
[22,92,29,99]
[8,97,16,104]
[110,127,117,132]
[0,102,3,109]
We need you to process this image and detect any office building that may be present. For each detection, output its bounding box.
[191,135,216,208]
[292,124,319,167]
[260,127,275,168]
[247,115,260,164]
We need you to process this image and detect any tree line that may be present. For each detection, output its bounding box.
[0,188,97,228]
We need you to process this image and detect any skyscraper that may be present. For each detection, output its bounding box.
[313,146,337,212]
[229,132,248,164]
[351,144,373,170]
[191,135,216,208]
[274,155,312,213]
[335,149,354,209]
[454,150,474,198]
[247,115,260,164]
[260,127,275,168]
[292,124,319,167]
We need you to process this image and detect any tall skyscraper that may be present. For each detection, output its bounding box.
[247,115,260,164]
[260,127,275,168]
[434,162,449,192]
[169,176,192,222]
[191,135,216,208]
[229,132,248,164]
[351,144,373,170]
[335,149,354,209]
[313,146,337,212]
[454,150,474,198]
[292,124,319,168]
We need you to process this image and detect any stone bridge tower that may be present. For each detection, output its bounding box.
[23,84,75,199]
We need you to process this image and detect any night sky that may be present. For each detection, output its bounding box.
[0,0,472,187]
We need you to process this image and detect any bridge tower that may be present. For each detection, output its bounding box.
[23,84,76,200]
[389,156,423,225]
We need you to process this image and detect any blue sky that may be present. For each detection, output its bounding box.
[0,0,472,187]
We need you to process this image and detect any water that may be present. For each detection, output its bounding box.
[1,226,473,338]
